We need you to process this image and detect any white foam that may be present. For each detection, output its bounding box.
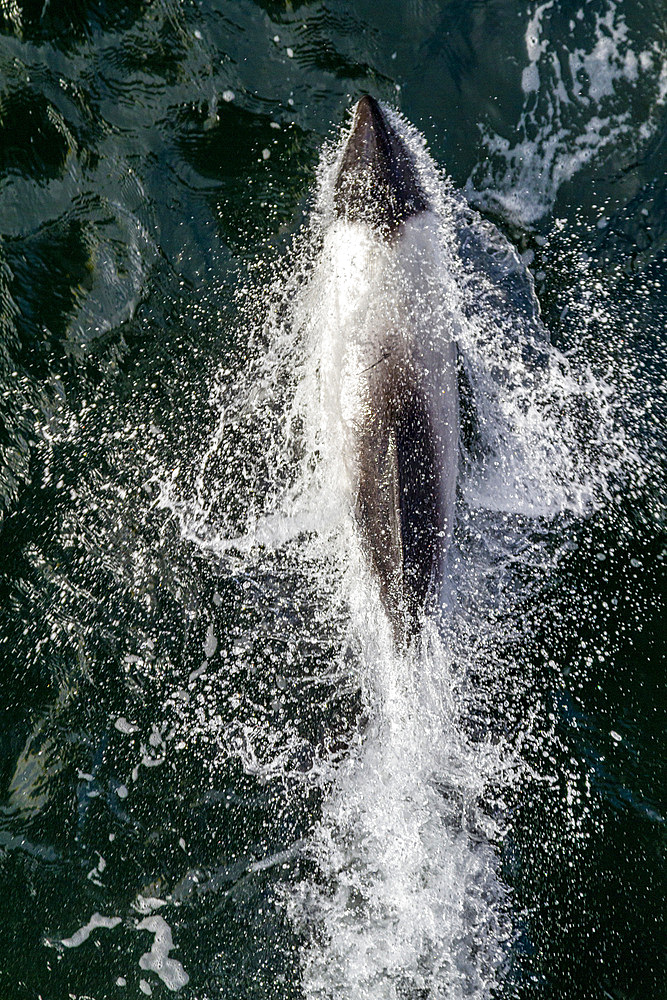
[137,915,190,992]
[203,623,218,658]
[60,913,121,948]
[468,0,667,224]
[133,894,168,914]
[115,717,139,734]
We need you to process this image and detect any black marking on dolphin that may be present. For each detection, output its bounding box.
[334,96,458,642]
[334,95,428,239]
[356,361,444,636]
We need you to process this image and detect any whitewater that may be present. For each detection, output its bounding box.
[159,101,637,999]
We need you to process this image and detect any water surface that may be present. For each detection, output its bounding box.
[0,2,664,998]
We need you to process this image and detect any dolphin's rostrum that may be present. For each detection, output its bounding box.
[333,96,459,641]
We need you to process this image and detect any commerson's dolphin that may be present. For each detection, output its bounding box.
[333,95,459,641]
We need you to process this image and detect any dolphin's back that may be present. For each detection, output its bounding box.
[356,362,443,636]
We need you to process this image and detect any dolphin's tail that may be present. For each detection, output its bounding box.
[334,95,428,238]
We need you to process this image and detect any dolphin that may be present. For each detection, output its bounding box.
[332,95,459,641]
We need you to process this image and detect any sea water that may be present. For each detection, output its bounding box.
[0,2,663,998]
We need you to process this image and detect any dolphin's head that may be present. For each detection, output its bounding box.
[334,95,428,239]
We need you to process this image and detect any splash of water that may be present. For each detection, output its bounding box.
[155,101,639,997]
[467,0,667,225]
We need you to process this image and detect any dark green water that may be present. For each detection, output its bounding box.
[0,1,664,999]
